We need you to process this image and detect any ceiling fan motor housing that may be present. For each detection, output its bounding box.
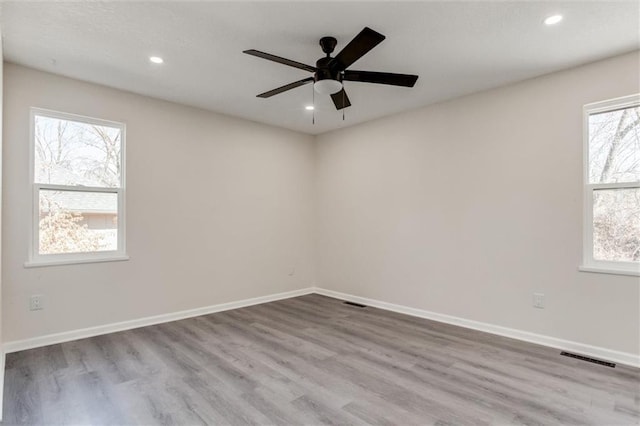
[315,57,342,83]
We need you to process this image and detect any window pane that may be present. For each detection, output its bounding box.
[39,190,118,254]
[588,106,640,184]
[593,188,640,262]
[34,115,122,187]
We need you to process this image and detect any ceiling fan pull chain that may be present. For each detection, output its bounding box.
[342,88,345,121]
[312,85,315,125]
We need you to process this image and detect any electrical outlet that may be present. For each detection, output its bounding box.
[533,293,545,309]
[30,295,44,311]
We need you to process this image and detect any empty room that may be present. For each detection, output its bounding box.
[0,1,639,425]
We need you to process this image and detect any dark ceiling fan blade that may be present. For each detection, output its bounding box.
[256,77,315,98]
[330,88,351,110]
[332,27,386,72]
[343,70,418,87]
[243,49,316,73]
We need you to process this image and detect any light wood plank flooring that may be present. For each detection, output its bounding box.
[3,294,639,425]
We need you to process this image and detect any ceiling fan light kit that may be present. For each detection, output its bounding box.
[314,79,342,95]
[243,27,419,112]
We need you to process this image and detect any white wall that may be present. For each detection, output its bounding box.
[316,51,640,356]
[2,63,316,343]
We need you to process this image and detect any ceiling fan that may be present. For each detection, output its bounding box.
[243,27,419,110]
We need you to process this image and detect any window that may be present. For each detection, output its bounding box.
[28,108,127,267]
[582,95,639,276]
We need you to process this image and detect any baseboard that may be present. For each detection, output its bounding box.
[3,287,315,354]
[4,286,638,369]
[313,287,640,368]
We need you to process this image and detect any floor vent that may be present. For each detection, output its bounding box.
[560,351,616,368]
[344,301,367,308]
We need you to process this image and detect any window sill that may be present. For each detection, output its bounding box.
[24,255,130,268]
[578,265,640,277]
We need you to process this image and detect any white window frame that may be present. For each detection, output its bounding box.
[26,108,128,267]
[580,94,640,277]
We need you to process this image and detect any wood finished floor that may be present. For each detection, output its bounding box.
[3,294,639,425]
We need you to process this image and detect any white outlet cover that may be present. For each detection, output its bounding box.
[30,295,44,311]
[533,293,545,309]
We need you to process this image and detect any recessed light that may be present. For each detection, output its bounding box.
[149,56,164,64]
[544,14,563,25]
[305,105,315,111]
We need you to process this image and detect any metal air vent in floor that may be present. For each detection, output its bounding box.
[561,351,616,368]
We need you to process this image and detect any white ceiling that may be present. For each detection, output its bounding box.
[1,1,638,135]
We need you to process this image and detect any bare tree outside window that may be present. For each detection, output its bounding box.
[588,105,640,263]
[33,112,123,257]
[35,115,121,187]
